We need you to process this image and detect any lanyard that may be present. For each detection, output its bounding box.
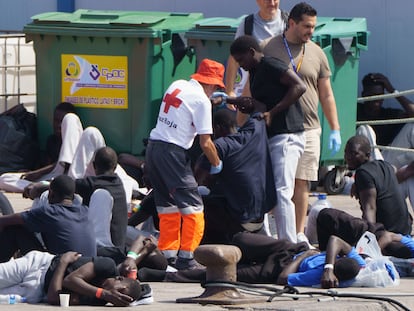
[282,34,305,74]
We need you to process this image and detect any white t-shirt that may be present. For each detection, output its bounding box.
[149,79,213,150]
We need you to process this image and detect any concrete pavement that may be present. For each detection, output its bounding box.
[2,191,414,311]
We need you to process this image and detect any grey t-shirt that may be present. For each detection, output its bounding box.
[235,10,285,42]
[232,10,286,96]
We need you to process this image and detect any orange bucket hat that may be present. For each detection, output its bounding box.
[191,59,225,88]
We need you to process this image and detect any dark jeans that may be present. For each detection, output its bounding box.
[232,232,308,283]
[202,195,245,245]
[316,208,384,251]
[0,225,45,262]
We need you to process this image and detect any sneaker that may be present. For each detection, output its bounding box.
[175,257,205,270]
[130,284,154,306]
[167,257,177,267]
[297,232,316,250]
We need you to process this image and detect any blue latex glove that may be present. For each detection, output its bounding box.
[210,160,223,175]
[329,130,341,156]
[197,185,211,196]
[211,91,228,99]
[385,262,397,281]
[210,91,228,107]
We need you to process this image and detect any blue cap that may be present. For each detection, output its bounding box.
[318,193,327,200]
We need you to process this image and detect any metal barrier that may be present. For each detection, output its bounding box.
[356,90,414,154]
[0,33,36,113]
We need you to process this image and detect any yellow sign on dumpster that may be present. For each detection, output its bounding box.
[61,54,128,109]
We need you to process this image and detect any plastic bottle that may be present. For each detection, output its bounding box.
[305,193,332,244]
[311,193,332,210]
[128,201,141,218]
[0,294,26,304]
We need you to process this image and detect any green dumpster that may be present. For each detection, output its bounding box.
[312,17,369,193]
[185,16,247,95]
[24,9,203,155]
[185,16,245,65]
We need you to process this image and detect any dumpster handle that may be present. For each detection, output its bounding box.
[80,13,120,20]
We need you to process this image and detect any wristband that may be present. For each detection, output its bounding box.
[127,251,139,260]
[96,287,103,299]
[324,263,334,270]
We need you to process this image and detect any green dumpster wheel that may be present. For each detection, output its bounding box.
[323,169,346,195]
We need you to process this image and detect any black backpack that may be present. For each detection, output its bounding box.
[244,10,289,35]
[0,104,39,174]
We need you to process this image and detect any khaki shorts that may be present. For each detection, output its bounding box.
[295,127,321,181]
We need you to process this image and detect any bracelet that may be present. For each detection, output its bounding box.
[95,287,103,299]
[324,263,334,270]
[127,251,139,260]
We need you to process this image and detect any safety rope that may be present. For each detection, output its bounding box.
[356,117,414,126]
[373,144,414,153]
[202,281,412,311]
[356,89,414,154]
[357,89,414,103]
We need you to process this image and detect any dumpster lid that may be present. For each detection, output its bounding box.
[185,16,245,41]
[30,11,167,27]
[24,9,203,38]
[313,17,367,37]
[192,16,246,30]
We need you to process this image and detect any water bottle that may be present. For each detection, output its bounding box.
[305,193,332,244]
[0,294,26,304]
[311,194,332,210]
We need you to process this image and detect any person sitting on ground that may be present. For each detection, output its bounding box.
[194,107,276,244]
[40,102,77,168]
[344,135,412,236]
[0,113,138,200]
[356,73,414,167]
[0,102,75,192]
[0,230,163,305]
[304,137,414,257]
[117,153,146,190]
[25,146,130,262]
[0,175,96,262]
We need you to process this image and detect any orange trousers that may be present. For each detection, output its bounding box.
[157,212,204,256]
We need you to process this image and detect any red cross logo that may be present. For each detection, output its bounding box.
[163,88,182,113]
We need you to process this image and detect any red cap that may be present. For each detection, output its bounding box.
[191,59,225,88]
